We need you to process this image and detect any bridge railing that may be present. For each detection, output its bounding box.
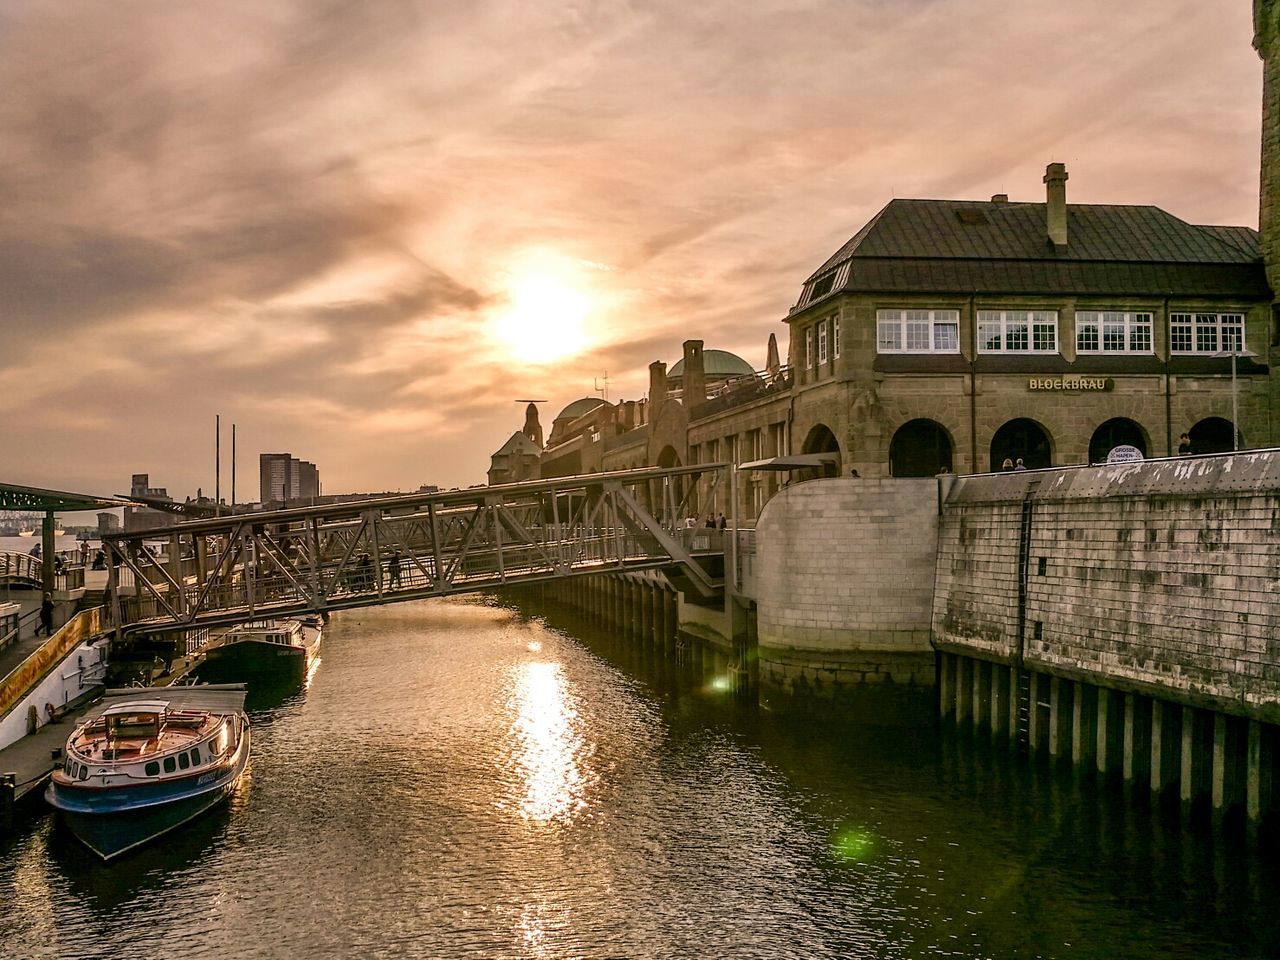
[0,552,41,585]
[104,464,731,634]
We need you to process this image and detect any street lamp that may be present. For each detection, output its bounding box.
[1213,344,1259,451]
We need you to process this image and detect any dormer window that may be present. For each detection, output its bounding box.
[807,274,835,303]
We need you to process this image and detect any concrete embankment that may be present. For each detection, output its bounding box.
[933,452,1280,827]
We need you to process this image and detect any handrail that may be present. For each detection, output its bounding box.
[0,551,42,584]
[0,607,105,721]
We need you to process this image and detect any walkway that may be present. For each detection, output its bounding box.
[107,464,730,635]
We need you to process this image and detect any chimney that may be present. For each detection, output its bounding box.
[1044,162,1068,251]
[648,360,667,424]
[682,339,706,406]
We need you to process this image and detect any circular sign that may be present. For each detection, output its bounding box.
[1105,445,1144,463]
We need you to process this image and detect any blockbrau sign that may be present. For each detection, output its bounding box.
[1027,377,1114,391]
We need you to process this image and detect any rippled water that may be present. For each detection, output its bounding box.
[2,596,1278,959]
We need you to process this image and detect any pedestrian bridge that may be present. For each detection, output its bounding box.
[105,464,732,636]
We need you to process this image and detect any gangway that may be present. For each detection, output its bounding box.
[104,464,730,636]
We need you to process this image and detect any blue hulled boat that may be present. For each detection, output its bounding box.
[46,685,250,861]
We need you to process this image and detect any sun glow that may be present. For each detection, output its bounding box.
[492,271,592,364]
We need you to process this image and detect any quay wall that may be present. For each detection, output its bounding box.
[751,477,939,699]
[933,452,1280,723]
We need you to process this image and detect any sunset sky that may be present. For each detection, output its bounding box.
[0,0,1263,501]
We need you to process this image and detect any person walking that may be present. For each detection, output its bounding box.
[1014,458,1027,471]
[1178,432,1192,455]
[37,594,55,637]
[389,551,402,589]
[717,513,727,530]
[1001,458,1014,471]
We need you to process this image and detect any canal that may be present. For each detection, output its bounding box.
[1,595,1278,958]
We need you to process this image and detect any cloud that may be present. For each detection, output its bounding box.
[0,0,1263,497]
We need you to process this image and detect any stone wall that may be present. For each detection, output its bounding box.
[752,477,940,699]
[933,452,1280,723]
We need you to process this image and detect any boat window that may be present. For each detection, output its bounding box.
[189,748,200,765]
[77,765,89,781]
[178,753,190,770]
[163,756,176,774]
[145,761,160,776]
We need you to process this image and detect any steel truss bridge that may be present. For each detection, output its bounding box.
[104,464,731,637]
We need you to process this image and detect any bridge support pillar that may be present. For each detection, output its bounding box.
[640,582,653,647]
[670,593,680,655]
[1026,672,1040,752]
[630,581,642,643]
[990,663,1007,738]
[972,659,988,733]
[1122,693,1149,787]
[1048,677,1065,759]
[1180,706,1198,808]
[938,653,954,721]
[1247,719,1269,825]
[954,656,969,727]
[1151,699,1178,797]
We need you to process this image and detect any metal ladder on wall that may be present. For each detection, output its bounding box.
[1013,493,1036,755]
[1014,668,1032,755]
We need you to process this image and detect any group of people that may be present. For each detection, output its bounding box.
[683,514,728,530]
[1000,458,1028,471]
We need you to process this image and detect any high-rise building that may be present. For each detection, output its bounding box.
[259,453,321,505]
[259,453,292,505]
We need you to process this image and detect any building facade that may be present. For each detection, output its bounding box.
[259,453,321,506]
[492,163,1276,524]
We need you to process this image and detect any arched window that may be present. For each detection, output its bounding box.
[990,419,1052,471]
[889,419,954,477]
[656,445,681,468]
[1188,417,1236,455]
[1088,418,1148,464]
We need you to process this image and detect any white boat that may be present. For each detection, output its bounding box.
[16,529,34,538]
[45,685,250,861]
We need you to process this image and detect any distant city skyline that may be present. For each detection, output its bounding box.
[0,0,1262,498]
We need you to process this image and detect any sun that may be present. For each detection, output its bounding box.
[492,272,592,364]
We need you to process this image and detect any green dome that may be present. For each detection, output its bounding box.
[668,349,753,378]
[553,397,606,422]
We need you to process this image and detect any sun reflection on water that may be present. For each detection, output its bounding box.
[507,661,590,823]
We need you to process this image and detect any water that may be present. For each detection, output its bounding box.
[1,596,1277,959]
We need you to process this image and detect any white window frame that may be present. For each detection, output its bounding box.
[1170,312,1245,355]
[817,320,829,364]
[805,327,814,367]
[876,309,961,354]
[1075,311,1153,354]
[977,310,1058,354]
[833,315,841,358]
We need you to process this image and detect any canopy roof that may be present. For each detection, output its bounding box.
[737,453,840,472]
[0,482,131,512]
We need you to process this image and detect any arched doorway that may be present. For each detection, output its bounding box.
[1188,417,1236,455]
[1088,418,1148,464]
[801,423,841,477]
[889,419,953,477]
[656,445,681,468]
[990,419,1052,471]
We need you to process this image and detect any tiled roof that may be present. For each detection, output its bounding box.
[801,199,1266,301]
